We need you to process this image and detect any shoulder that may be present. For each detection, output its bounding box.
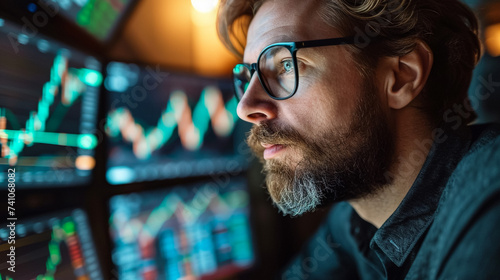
[438,122,500,240]
[441,123,500,208]
[408,123,500,279]
[462,122,500,165]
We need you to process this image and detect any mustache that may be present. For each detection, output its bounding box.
[247,122,308,158]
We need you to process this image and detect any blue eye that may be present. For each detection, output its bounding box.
[281,60,294,74]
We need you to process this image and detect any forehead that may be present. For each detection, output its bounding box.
[244,0,339,63]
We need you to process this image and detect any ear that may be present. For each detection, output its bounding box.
[380,40,433,109]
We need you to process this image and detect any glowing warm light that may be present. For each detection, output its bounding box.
[485,23,500,57]
[75,155,96,170]
[191,0,218,13]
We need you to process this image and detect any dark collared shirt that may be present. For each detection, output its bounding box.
[280,123,500,280]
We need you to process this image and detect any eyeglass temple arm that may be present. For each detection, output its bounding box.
[297,36,356,48]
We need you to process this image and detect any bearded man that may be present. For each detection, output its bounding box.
[217,0,500,278]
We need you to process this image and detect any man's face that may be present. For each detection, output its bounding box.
[239,0,394,216]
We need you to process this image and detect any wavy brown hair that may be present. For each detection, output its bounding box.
[217,0,482,124]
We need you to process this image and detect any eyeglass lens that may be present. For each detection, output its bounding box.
[233,45,297,100]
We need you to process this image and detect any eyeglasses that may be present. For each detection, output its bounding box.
[233,36,356,101]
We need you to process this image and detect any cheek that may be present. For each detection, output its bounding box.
[322,69,365,123]
[280,61,364,136]
[281,81,344,136]
[301,77,360,130]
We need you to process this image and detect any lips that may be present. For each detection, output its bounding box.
[262,143,286,159]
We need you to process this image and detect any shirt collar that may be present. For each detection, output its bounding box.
[355,122,472,267]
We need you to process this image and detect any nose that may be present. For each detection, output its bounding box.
[236,75,277,125]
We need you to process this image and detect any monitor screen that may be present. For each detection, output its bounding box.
[41,0,134,42]
[109,177,255,279]
[0,209,104,280]
[104,62,249,185]
[0,18,102,188]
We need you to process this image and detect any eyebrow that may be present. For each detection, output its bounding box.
[243,36,295,63]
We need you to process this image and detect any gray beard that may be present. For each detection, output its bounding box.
[267,168,322,216]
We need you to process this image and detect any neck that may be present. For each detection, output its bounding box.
[349,110,434,228]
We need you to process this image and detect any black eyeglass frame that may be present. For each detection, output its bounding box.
[233,36,356,101]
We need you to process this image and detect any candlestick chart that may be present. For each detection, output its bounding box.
[0,19,102,187]
[105,64,249,185]
[0,209,103,280]
[109,178,254,280]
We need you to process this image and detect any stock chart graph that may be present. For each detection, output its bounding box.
[105,62,249,185]
[0,18,102,187]
[109,178,254,280]
[34,0,134,41]
[0,209,103,280]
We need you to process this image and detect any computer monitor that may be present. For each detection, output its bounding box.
[109,177,255,279]
[104,62,249,185]
[0,209,104,280]
[50,0,136,42]
[0,18,102,188]
[2,0,136,43]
